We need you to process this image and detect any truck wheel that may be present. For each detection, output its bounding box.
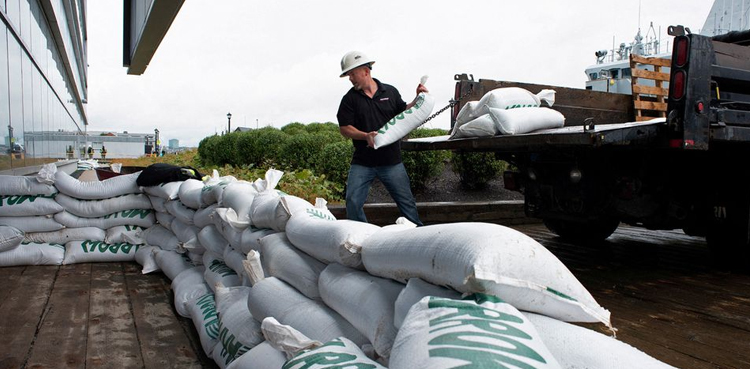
[543,218,620,243]
[706,216,750,268]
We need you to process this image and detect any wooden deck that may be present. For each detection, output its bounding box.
[1,223,749,369]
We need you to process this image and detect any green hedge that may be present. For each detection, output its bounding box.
[402,128,451,190]
[451,151,506,190]
[234,127,287,167]
[315,140,354,187]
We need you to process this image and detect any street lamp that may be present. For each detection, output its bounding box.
[227,112,232,133]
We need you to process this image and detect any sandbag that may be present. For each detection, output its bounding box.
[318,263,403,358]
[54,170,141,199]
[54,209,155,229]
[285,212,378,269]
[283,337,386,369]
[220,181,259,228]
[246,277,369,347]
[54,193,152,218]
[171,219,200,243]
[204,251,242,291]
[193,204,218,228]
[0,225,24,252]
[260,233,327,300]
[215,285,264,360]
[135,245,161,274]
[250,169,284,230]
[451,113,497,139]
[390,294,561,369]
[154,211,175,231]
[393,278,461,329]
[141,181,182,200]
[474,87,556,115]
[237,227,277,254]
[0,174,57,196]
[136,163,204,187]
[0,242,65,266]
[226,342,286,369]
[172,266,210,317]
[361,222,611,326]
[488,106,565,135]
[454,100,480,126]
[0,194,62,216]
[148,195,167,213]
[155,249,194,280]
[186,292,220,356]
[0,215,64,233]
[525,313,678,369]
[201,173,237,206]
[373,93,435,149]
[24,227,105,244]
[198,224,230,255]
[63,240,139,264]
[276,197,335,232]
[179,179,205,209]
[105,225,146,244]
[141,224,180,251]
[164,199,196,225]
[223,246,250,286]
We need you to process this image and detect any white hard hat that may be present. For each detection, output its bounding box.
[340,51,375,77]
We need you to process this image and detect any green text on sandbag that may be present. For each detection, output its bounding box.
[208,259,237,277]
[304,208,336,221]
[545,287,576,301]
[283,343,375,369]
[506,104,539,109]
[103,209,152,220]
[0,194,55,206]
[80,240,139,254]
[124,225,145,231]
[218,320,250,362]
[377,94,426,134]
[430,346,545,369]
[195,293,220,339]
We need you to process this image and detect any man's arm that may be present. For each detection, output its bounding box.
[340,125,377,148]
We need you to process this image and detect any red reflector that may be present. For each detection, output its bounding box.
[669,139,683,148]
[697,101,704,113]
[671,70,686,100]
[685,139,695,147]
[675,36,689,67]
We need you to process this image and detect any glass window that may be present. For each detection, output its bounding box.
[19,0,31,46]
[622,68,632,78]
[8,36,25,166]
[22,56,33,158]
[6,0,21,32]
[0,27,10,170]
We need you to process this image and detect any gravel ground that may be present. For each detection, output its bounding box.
[366,162,524,203]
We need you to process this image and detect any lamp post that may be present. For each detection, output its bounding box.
[227,112,232,134]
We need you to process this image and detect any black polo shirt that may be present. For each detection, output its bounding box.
[337,79,407,167]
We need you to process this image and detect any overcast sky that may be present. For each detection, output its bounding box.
[85,1,713,147]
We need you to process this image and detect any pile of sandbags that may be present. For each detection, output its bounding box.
[451,87,564,138]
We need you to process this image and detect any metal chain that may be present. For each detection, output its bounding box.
[420,88,474,126]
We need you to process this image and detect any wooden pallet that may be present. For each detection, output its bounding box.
[630,54,671,121]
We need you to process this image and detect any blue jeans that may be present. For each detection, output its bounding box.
[346,163,423,226]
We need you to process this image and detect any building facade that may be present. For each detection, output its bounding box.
[1,0,88,171]
[168,138,178,149]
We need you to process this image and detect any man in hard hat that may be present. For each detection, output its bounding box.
[337,51,426,226]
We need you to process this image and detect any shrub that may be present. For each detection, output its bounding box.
[305,122,339,134]
[281,122,307,136]
[279,169,343,203]
[235,127,287,167]
[402,128,451,190]
[451,151,506,190]
[197,134,222,166]
[315,140,354,189]
[217,132,241,166]
[278,132,328,170]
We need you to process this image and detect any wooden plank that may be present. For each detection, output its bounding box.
[634,100,668,111]
[712,41,750,70]
[0,266,59,369]
[25,264,92,369]
[631,54,672,67]
[122,262,209,369]
[87,263,144,369]
[632,84,668,96]
[631,68,671,81]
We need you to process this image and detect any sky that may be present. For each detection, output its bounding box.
[85,1,714,147]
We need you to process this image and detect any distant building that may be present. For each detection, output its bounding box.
[24,130,155,159]
[169,139,179,149]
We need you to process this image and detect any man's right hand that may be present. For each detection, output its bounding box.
[365,131,378,148]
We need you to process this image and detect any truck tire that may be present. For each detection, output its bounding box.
[706,207,750,268]
[543,217,620,243]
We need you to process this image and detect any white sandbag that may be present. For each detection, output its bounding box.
[246,277,369,347]
[155,249,194,280]
[0,242,65,266]
[318,263,403,358]
[226,342,286,369]
[242,250,265,286]
[193,204,218,229]
[141,224,180,251]
[154,211,175,231]
[373,93,435,150]
[237,227,277,254]
[198,224,230,255]
[261,317,322,359]
[220,181,258,228]
[0,215,64,233]
[105,225,146,244]
[141,181,182,200]
[164,199,195,225]
[172,266,210,317]
[54,170,141,199]
[186,292,220,356]
[260,233,326,300]
[54,193,152,218]
[454,100,480,126]
[182,236,206,255]
[201,173,237,206]
[474,87,556,117]
[525,313,678,369]
[488,106,566,135]
[390,294,561,369]
[54,209,155,229]
[276,196,335,232]
[186,250,204,265]
[23,227,105,244]
[223,246,250,286]
[170,218,200,243]
[135,245,161,274]
[0,174,57,196]
[63,240,140,264]
[0,194,62,216]
[218,220,244,250]
[452,113,498,139]
[204,251,241,291]
[215,285,264,358]
[250,169,285,230]
[285,213,379,269]
[178,179,205,209]
[393,278,461,329]
[361,222,611,326]
[284,337,386,369]
[0,225,24,252]
[148,195,167,213]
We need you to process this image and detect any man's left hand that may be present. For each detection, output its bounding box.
[416,84,429,95]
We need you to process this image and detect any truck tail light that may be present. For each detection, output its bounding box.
[671,70,686,100]
[674,36,690,67]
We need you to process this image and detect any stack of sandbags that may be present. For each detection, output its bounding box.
[451,87,564,138]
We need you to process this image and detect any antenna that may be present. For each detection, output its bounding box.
[638,0,642,31]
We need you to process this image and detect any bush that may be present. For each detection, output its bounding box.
[315,140,354,189]
[451,151,506,190]
[305,122,339,134]
[281,122,307,136]
[217,132,241,166]
[197,135,222,166]
[278,132,328,170]
[279,169,343,203]
[402,128,451,190]
[235,127,287,167]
